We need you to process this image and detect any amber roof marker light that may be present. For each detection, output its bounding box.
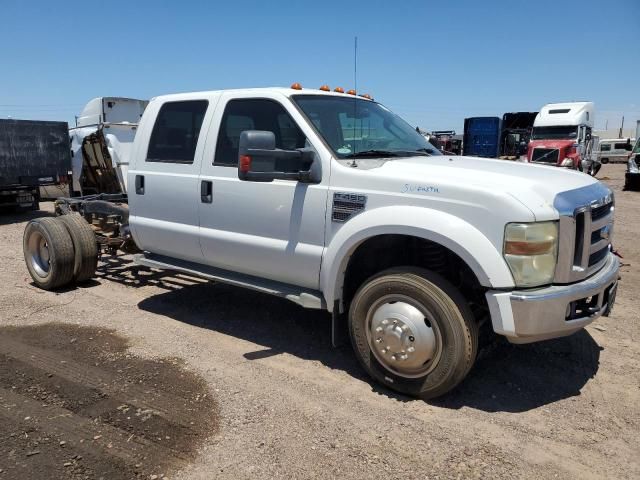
[360,94,372,100]
[333,87,345,93]
[347,89,357,95]
[319,85,330,91]
[290,82,303,90]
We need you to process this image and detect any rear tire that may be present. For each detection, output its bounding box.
[58,214,98,282]
[349,267,478,399]
[23,217,75,290]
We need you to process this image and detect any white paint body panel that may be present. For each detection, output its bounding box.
[196,91,330,289]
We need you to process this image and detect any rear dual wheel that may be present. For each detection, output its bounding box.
[23,215,98,290]
[349,267,478,399]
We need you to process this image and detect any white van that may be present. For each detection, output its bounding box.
[596,138,634,164]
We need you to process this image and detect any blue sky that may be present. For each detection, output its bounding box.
[0,0,637,133]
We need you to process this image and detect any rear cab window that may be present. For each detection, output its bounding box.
[147,100,209,164]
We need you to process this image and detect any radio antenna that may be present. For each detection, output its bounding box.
[354,36,358,93]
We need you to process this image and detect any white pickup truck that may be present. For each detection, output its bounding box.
[22,86,620,399]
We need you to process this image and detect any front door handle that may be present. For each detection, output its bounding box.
[201,180,212,203]
[135,175,145,195]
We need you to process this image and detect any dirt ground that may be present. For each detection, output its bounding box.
[0,164,638,479]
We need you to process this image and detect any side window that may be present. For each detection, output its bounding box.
[214,99,306,168]
[147,100,208,164]
[600,144,611,152]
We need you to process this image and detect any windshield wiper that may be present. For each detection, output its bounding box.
[342,150,404,159]
[342,149,429,159]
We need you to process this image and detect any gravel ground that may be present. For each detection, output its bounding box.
[0,164,638,479]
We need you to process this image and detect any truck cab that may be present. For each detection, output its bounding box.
[25,86,620,399]
[69,97,148,196]
[528,102,594,169]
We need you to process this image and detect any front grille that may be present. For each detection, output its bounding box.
[532,148,559,164]
[554,186,614,283]
[588,247,609,267]
[591,202,613,221]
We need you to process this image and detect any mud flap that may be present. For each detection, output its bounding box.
[331,301,349,348]
[603,282,618,317]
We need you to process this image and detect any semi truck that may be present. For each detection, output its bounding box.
[22,86,619,399]
[528,102,595,170]
[0,119,71,210]
[69,97,148,196]
[463,112,537,159]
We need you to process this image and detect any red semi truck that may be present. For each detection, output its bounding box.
[528,102,595,171]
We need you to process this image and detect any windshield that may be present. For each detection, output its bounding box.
[531,125,578,140]
[633,138,640,154]
[292,95,441,158]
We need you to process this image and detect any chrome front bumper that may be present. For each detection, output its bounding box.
[486,252,620,344]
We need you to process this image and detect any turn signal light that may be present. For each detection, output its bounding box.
[504,240,556,255]
[319,85,330,91]
[334,87,344,93]
[347,89,356,95]
[240,155,252,173]
[291,82,303,90]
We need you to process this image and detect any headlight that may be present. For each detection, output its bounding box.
[629,157,640,174]
[561,158,574,167]
[504,222,558,287]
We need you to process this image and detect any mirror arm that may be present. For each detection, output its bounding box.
[246,148,302,160]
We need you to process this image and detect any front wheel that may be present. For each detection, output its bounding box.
[349,267,478,399]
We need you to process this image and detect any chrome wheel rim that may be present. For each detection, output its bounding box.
[366,295,442,378]
[27,231,51,278]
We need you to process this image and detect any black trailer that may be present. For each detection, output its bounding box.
[0,119,71,210]
[500,112,538,158]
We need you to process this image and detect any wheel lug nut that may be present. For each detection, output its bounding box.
[409,336,415,342]
[375,326,383,332]
[407,346,415,353]
[391,355,396,361]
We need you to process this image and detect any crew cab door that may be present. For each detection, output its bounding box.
[128,98,213,262]
[198,94,329,289]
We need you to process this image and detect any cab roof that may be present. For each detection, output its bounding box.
[534,101,594,128]
[150,87,373,103]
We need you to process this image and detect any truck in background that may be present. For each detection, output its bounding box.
[0,119,71,211]
[429,130,463,155]
[462,112,537,159]
[462,116,501,158]
[500,112,537,159]
[69,97,148,196]
[625,136,640,191]
[528,102,595,170]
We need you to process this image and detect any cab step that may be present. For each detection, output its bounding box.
[133,253,325,310]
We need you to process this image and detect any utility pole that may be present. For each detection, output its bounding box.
[619,116,624,139]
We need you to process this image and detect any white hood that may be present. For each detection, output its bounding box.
[374,155,599,221]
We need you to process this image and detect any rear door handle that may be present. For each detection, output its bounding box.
[135,175,145,195]
[201,180,212,203]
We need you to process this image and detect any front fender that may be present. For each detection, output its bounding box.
[320,205,515,311]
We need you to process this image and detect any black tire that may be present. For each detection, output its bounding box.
[23,217,75,290]
[349,267,478,399]
[601,158,609,164]
[58,214,98,282]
